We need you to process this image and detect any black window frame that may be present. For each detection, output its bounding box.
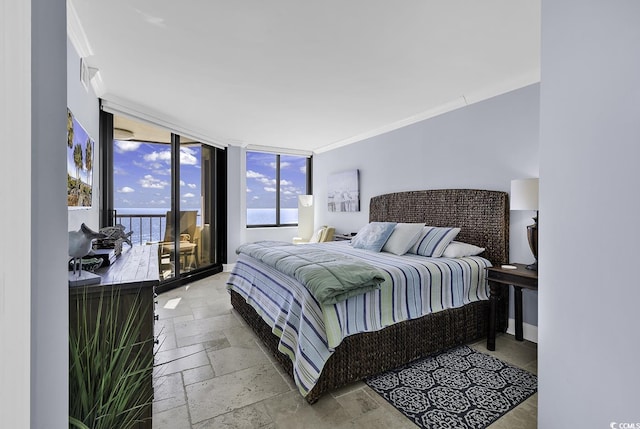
[246,151,312,228]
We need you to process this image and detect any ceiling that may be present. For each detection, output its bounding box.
[70,0,540,153]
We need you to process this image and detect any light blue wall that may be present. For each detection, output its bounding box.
[539,0,640,425]
[67,37,101,232]
[314,84,541,327]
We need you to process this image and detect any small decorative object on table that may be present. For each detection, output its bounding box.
[95,224,133,256]
[68,223,106,286]
[510,178,539,270]
[68,257,103,273]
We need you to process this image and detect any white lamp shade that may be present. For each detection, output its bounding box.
[298,195,314,240]
[510,178,539,210]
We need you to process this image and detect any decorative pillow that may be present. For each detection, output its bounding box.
[382,223,425,255]
[308,227,326,243]
[351,222,397,252]
[408,226,461,257]
[442,241,485,258]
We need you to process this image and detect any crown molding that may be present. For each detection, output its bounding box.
[314,71,540,154]
[66,0,93,58]
[101,96,228,149]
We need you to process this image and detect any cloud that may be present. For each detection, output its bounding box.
[247,170,266,179]
[183,192,195,198]
[187,183,197,189]
[180,147,198,165]
[247,170,276,187]
[114,141,141,153]
[143,150,171,164]
[117,186,135,193]
[264,187,277,192]
[180,180,186,186]
[139,174,169,189]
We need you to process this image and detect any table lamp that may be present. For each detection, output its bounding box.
[510,178,539,270]
[297,195,314,242]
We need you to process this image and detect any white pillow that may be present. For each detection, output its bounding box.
[382,223,425,255]
[442,241,485,258]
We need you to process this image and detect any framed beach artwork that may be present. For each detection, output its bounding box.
[66,108,95,208]
[327,169,360,212]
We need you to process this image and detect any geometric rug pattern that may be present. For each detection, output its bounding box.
[365,345,537,429]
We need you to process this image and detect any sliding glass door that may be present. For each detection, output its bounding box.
[101,110,226,290]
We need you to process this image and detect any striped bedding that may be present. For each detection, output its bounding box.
[226,241,491,398]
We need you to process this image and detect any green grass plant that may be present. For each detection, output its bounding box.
[69,288,154,429]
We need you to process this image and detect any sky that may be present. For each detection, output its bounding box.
[113,140,201,210]
[245,151,308,209]
[113,143,308,212]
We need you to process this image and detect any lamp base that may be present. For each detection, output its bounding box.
[526,213,538,271]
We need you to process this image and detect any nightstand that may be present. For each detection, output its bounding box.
[486,263,538,351]
[333,234,353,241]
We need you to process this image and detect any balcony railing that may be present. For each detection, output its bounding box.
[113,212,202,246]
[114,213,167,246]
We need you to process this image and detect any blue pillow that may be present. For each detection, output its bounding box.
[351,222,397,252]
[408,226,461,257]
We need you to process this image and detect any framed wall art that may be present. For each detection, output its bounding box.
[327,169,360,212]
[67,108,95,208]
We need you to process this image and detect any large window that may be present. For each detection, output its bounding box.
[246,151,310,227]
[102,111,226,293]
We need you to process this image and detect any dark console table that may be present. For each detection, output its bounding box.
[69,244,159,429]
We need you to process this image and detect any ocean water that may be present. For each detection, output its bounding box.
[114,208,199,245]
[114,207,298,244]
[247,208,298,225]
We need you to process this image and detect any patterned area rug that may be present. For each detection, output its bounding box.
[365,345,537,429]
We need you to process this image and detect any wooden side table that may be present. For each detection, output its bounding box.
[333,234,354,241]
[486,263,538,351]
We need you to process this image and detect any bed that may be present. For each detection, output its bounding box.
[227,189,510,404]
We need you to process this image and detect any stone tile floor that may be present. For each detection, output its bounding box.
[153,272,538,428]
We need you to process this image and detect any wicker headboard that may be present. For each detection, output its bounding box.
[369,189,509,265]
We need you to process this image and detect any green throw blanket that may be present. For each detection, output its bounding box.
[236,241,385,305]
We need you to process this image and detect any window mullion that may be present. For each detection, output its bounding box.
[275,154,281,226]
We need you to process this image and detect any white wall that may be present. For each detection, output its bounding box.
[539,1,640,425]
[0,1,33,426]
[314,84,541,328]
[67,37,101,232]
[6,0,69,427]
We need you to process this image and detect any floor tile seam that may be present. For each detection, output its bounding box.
[252,337,296,390]
[153,351,210,380]
[151,371,188,414]
[202,339,217,379]
[330,384,368,400]
[182,369,216,388]
[178,370,198,429]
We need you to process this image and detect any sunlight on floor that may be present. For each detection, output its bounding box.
[163,298,182,310]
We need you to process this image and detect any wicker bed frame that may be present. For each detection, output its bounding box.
[230,189,510,403]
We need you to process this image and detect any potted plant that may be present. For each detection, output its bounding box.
[69,288,154,429]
